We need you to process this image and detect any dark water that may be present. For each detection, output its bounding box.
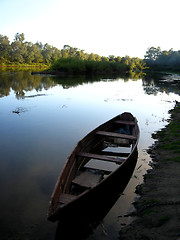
[0,71,180,240]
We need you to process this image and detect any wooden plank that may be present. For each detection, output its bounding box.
[72,171,102,188]
[58,193,77,204]
[83,166,112,175]
[96,131,137,140]
[76,152,125,163]
[101,151,129,157]
[114,120,135,125]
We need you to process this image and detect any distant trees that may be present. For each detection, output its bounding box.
[0,33,146,74]
[0,33,62,65]
[14,33,25,43]
[0,35,10,61]
[144,47,180,71]
[50,55,146,74]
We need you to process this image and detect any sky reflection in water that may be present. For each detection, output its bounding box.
[0,71,180,240]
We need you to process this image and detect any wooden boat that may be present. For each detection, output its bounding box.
[55,152,138,240]
[48,112,139,223]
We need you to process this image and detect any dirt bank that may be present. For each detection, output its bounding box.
[119,102,180,240]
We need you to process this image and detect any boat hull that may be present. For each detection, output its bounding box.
[48,112,140,223]
[50,149,138,224]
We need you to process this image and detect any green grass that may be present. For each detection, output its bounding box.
[160,140,180,150]
[143,199,159,205]
[157,216,170,226]
[153,102,180,163]
[143,208,153,216]
[164,156,180,162]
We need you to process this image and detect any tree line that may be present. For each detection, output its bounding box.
[0,33,61,65]
[144,46,180,71]
[1,33,180,73]
[0,33,145,73]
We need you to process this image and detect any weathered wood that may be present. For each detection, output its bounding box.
[72,171,103,188]
[48,112,139,222]
[101,151,129,157]
[96,131,137,140]
[114,120,135,126]
[76,152,125,163]
[58,193,77,204]
[83,166,113,175]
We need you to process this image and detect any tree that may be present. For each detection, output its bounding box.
[108,55,116,62]
[25,42,43,63]
[11,41,27,63]
[144,46,161,63]
[0,35,10,62]
[101,56,109,62]
[115,56,122,63]
[41,43,53,63]
[51,47,61,62]
[14,33,25,43]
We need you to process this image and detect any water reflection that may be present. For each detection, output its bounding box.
[0,71,145,99]
[0,71,56,98]
[142,72,180,95]
[0,70,180,240]
[0,71,179,100]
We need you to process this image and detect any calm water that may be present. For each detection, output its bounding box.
[0,71,180,240]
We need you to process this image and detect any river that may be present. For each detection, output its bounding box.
[0,70,180,240]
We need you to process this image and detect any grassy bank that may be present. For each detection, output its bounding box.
[152,102,180,162]
[119,101,180,240]
[0,63,49,72]
[0,63,49,68]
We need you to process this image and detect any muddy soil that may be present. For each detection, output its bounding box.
[119,102,180,240]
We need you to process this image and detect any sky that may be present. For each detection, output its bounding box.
[0,0,180,58]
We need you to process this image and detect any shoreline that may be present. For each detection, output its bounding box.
[119,101,180,240]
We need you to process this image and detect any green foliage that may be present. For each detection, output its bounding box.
[157,216,170,227]
[50,56,145,74]
[143,199,159,205]
[0,33,61,65]
[50,52,146,74]
[154,102,180,161]
[0,35,10,62]
[144,46,180,71]
[51,57,86,73]
[164,156,180,162]
[143,208,153,216]
[144,46,161,63]
[0,33,146,74]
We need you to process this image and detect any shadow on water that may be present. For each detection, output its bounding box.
[55,151,138,240]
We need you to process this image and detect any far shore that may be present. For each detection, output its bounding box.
[0,65,48,68]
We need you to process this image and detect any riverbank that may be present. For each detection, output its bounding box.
[119,101,180,240]
[0,64,49,71]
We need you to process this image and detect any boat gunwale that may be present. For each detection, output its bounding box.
[48,112,140,221]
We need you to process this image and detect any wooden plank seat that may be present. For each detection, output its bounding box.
[96,131,137,140]
[114,120,135,126]
[59,193,77,204]
[101,151,129,157]
[72,171,103,188]
[76,152,125,164]
[83,165,113,175]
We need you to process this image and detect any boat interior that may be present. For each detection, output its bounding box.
[57,119,137,206]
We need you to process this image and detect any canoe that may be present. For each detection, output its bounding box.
[48,112,140,223]
[55,153,138,240]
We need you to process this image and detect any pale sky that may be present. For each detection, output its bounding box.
[0,0,180,58]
